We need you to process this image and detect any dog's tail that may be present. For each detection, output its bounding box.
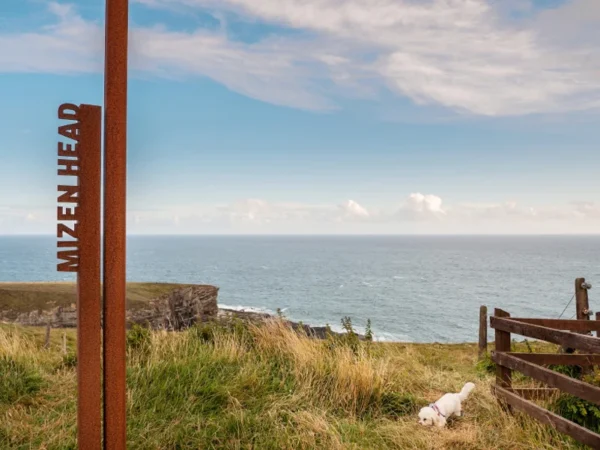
[458,382,475,401]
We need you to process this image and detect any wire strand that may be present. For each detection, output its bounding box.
[558,293,575,319]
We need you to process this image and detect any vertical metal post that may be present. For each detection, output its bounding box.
[57,102,103,449]
[103,0,129,448]
[78,104,103,450]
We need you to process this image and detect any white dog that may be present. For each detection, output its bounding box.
[418,382,475,428]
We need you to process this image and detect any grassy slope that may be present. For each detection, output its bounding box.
[0,284,586,449]
[0,319,584,450]
[0,282,193,313]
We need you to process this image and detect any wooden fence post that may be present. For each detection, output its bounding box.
[576,278,592,375]
[494,308,512,411]
[44,322,51,349]
[596,312,600,338]
[479,305,488,360]
[576,278,591,330]
[62,332,67,355]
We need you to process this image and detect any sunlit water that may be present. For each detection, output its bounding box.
[1,235,599,343]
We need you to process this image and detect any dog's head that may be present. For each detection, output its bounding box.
[418,406,440,427]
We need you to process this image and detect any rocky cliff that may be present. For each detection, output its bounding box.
[0,283,362,339]
[1,285,219,331]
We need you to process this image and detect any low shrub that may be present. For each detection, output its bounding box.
[475,354,496,376]
[61,352,77,369]
[0,356,43,404]
[379,391,424,418]
[550,369,600,433]
[127,324,152,352]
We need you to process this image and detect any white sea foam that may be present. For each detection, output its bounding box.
[219,304,275,315]
[372,331,412,342]
[326,324,410,342]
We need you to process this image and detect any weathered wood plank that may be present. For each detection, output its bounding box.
[510,387,559,401]
[509,318,600,332]
[508,353,600,367]
[494,386,600,449]
[495,309,512,391]
[479,305,488,360]
[490,317,600,354]
[492,351,600,406]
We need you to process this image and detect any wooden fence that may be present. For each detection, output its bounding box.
[486,278,600,447]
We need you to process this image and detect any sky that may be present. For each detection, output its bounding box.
[0,0,599,235]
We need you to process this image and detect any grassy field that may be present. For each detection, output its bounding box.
[0,282,194,314]
[0,316,589,450]
[0,283,591,449]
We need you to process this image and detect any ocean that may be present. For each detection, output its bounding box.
[1,235,599,343]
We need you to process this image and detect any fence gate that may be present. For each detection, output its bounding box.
[491,307,600,448]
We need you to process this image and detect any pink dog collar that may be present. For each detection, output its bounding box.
[429,403,445,418]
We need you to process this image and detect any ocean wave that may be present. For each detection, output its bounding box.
[219,304,275,315]
[372,331,412,342]
[326,324,411,343]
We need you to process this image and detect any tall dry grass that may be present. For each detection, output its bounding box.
[0,321,585,449]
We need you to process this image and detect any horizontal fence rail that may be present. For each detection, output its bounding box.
[490,316,600,354]
[507,318,600,332]
[509,387,559,401]
[504,352,600,366]
[494,386,600,449]
[492,351,600,405]
[490,297,600,448]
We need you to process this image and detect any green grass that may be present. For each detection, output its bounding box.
[0,282,194,315]
[0,320,588,450]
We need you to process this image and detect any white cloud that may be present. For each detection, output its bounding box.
[223,198,274,224]
[0,2,332,110]
[0,207,53,234]
[131,26,335,110]
[3,194,600,235]
[339,200,369,219]
[572,202,600,220]
[0,3,103,74]
[396,193,446,220]
[132,0,600,116]
[1,1,600,115]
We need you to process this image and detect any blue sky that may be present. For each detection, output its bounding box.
[0,0,599,234]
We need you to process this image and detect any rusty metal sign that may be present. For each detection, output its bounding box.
[56,1,129,448]
[56,103,82,273]
[103,0,129,448]
[57,103,103,449]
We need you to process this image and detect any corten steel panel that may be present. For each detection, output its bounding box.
[103,0,129,449]
[77,104,103,450]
